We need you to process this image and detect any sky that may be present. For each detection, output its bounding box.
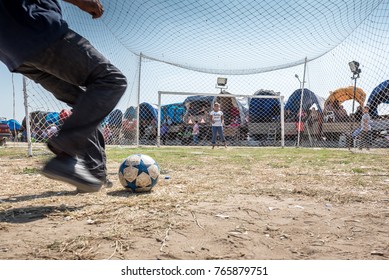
[0,65,24,121]
[1,0,389,122]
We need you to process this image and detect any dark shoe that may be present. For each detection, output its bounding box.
[103,178,113,188]
[42,156,102,193]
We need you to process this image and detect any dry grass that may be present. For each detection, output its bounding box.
[0,144,388,260]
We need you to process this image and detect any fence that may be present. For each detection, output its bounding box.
[4,0,389,152]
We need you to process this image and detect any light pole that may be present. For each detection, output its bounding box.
[349,61,361,116]
[295,75,305,147]
[295,58,308,147]
[348,61,361,149]
[215,77,228,93]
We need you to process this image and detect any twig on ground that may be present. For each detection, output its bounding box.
[191,211,204,230]
[160,224,172,252]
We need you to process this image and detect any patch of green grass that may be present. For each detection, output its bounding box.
[351,168,365,174]
[268,162,290,168]
[1,145,388,177]
[103,147,388,173]
[0,147,28,157]
[20,167,39,175]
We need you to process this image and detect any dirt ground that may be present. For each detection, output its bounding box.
[0,145,388,260]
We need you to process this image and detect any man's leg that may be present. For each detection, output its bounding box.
[17,30,127,157]
[16,30,127,191]
[360,131,367,149]
[367,130,372,150]
[17,65,112,188]
[211,126,217,148]
[83,126,109,181]
[218,127,226,142]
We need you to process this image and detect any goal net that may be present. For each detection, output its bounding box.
[6,0,389,151]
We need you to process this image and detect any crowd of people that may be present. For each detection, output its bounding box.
[11,109,73,143]
[282,100,373,148]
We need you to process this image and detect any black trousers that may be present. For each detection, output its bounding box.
[15,30,127,180]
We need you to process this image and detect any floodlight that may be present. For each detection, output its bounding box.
[217,77,227,87]
[348,60,362,146]
[295,74,301,84]
[349,61,361,75]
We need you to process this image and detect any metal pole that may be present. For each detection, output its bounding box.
[23,76,33,157]
[136,53,142,147]
[297,57,308,147]
[12,74,17,142]
[12,74,15,120]
[280,95,285,148]
[157,92,161,147]
[351,75,358,116]
[349,74,358,149]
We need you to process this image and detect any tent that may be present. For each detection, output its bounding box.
[6,119,21,131]
[285,88,325,115]
[183,91,247,126]
[324,86,366,108]
[249,89,281,123]
[137,103,158,140]
[107,109,123,127]
[45,112,60,125]
[139,102,158,121]
[183,95,214,115]
[367,80,389,117]
[215,91,248,126]
[22,111,48,130]
[124,106,136,119]
[161,102,185,124]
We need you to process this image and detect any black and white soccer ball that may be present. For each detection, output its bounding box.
[118,154,160,192]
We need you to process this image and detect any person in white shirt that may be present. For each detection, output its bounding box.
[210,102,227,149]
[360,106,372,150]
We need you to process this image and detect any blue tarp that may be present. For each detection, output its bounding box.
[7,119,21,131]
[139,102,158,121]
[124,106,136,119]
[161,103,185,124]
[285,88,325,115]
[107,109,123,126]
[367,80,389,117]
[45,112,59,125]
[249,90,280,122]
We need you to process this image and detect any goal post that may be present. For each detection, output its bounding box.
[157,91,285,148]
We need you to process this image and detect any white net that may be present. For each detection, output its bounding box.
[14,0,389,150]
[89,0,384,74]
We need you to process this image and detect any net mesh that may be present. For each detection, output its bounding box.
[13,0,389,149]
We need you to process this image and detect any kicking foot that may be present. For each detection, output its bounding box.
[42,155,102,193]
[103,178,114,188]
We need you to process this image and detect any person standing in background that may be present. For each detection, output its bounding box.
[360,106,372,150]
[192,120,199,145]
[210,102,227,149]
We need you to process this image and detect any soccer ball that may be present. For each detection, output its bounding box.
[118,154,160,192]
